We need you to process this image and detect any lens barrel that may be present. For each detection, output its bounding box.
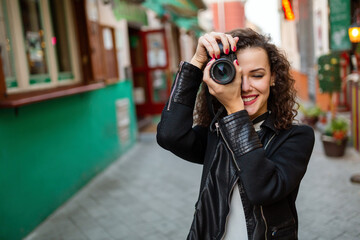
[208,42,237,85]
[210,59,236,85]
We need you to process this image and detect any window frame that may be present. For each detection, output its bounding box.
[0,0,105,108]
[7,0,81,93]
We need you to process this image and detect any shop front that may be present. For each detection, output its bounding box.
[0,1,137,239]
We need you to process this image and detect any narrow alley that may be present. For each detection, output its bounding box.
[24,129,360,240]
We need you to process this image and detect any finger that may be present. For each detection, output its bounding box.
[206,80,217,97]
[227,35,239,53]
[207,85,216,97]
[234,36,239,44]
[203,62,223,96]
[218,33,231,55]
[203,58,216,82]
[210,32,230,56]
[206,33,222,58]
[203,58,220,93]
[232,59,243,86]
[199,35,216,59]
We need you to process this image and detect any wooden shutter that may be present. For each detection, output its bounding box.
[87,20,106,81]
[101,26,118,81]
[72,0,105,82]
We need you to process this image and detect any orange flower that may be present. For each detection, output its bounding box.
[333,130,346,140]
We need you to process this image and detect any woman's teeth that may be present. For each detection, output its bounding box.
[242,96,256,102]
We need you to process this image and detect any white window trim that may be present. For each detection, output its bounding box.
[6,0,29,90]
[5,0,81,94]
[42,0,57,86]
[60,0,80,86]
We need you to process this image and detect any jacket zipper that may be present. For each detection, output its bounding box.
[167,61,184,111]
[260,205,268,240]
[215,122,240,171]
[216,122,241,240]
[264,133,276,150]
[260,133,275,240]
[220,178,239,240]
[216,121,276,240]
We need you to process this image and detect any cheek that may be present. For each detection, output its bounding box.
[254,81,271,95]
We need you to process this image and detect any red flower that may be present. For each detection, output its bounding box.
[333,130,346,140]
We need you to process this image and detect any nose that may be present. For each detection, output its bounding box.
[241,76,252,92]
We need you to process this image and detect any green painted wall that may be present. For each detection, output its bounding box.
[0,81,137,240]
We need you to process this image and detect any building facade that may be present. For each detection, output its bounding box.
[0,0,206,238]
[0,1,140,239]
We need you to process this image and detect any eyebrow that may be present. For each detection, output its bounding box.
[250,68,266,73]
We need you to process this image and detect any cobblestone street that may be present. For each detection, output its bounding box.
[25,131,360,240]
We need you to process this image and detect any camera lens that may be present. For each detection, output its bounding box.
[210,59,236,85]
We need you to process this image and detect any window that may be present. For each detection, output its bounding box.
[20,0,50,85]
[1,0,80,94]
[49,0,74,81]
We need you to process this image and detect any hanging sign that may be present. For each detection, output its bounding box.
[282,0,295,21]
[318,52,341,93]
[329,0,351,51]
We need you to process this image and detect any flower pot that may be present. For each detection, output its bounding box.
[301,116,319,128]
[321,135,348,157]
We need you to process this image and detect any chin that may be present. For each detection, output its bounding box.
[244,107,256,117]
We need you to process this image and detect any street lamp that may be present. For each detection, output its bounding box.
[349,9,360,43]
[349,24,360,43]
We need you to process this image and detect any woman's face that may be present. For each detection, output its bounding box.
[236,47,273,120]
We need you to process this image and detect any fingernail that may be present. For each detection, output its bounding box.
[225,49,229,54]
[233,46,237,52]
[236,59,239,66]
[217,54,220,59]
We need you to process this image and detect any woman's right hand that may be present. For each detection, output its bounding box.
[190,32,239,70]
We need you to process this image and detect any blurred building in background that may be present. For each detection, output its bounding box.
[211,0,246,31]
[278,0,359,152]
[0,1,141,239]
[280,0,343,109]
[0,0,206,239]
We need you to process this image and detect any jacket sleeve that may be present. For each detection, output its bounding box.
[156,61,207,164]
[218,110,315,205]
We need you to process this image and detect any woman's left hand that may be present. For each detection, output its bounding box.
[203,58,245,115]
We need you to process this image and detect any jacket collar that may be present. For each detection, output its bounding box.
[259,111,280,135]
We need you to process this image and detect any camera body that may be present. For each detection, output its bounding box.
[209,43,237,85]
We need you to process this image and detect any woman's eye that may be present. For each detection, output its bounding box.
[253,75,263,78]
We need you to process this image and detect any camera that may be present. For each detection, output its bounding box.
[208,43,237,85]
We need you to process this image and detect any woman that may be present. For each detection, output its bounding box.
[157,28,315,240]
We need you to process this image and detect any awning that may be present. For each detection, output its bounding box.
[112,0,148,25]
[142,0,203,16]
[142,0,205,33]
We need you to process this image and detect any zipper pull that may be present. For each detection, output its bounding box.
[215,122,219,137]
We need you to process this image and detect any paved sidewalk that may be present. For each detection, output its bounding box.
[25,131,360,240]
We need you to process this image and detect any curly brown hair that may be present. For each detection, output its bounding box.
[194,28,298,130]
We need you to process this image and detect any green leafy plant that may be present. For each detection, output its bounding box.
[299,105,323,118]
[324,117,349,142]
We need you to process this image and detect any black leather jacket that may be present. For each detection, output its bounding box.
[157,62,315,240]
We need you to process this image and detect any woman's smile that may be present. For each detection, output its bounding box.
[242,95,258,105]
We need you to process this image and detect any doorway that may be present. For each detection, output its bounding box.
[128,26,170,119]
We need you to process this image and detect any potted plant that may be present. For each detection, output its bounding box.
[321,117,349,157]
[299,104,323,127]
